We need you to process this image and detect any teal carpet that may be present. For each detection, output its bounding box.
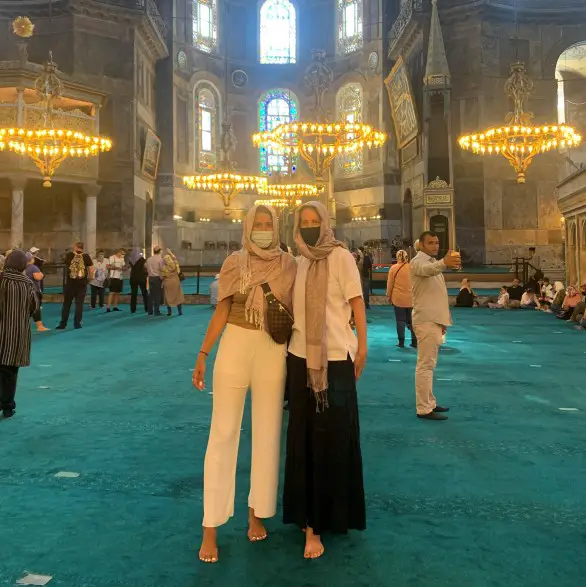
[1,306,585,586]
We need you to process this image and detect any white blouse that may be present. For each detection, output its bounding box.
[289,247,363,362]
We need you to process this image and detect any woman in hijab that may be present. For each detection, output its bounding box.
[161,249,185,316]
[283,201,367,560]
[193,205,296,564]
[455,278,478,307]
[386,249,416,348]
[548,281,566,314]
[129,247,149,314]
[0,250,39,418]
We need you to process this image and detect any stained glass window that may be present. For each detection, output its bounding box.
[337,0,363,55]
[260,0,296,64]
[193,0,218,54]
[196,86,218,170]
[336,83,363,175]
[259,89,298,175]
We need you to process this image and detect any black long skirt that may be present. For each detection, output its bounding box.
[283,353,366,535]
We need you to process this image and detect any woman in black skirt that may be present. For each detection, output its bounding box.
[284,201,368,559]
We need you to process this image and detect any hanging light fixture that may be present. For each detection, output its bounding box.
[252,50,386,183]
[0,18,112,187]
[183,2,266,209]
[458,62,581,183]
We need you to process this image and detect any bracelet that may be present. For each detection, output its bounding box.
[199,351,209,357]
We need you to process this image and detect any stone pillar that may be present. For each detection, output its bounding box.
[83,185,101,258]
[10,177,26,249]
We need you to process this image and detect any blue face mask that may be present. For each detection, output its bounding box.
[250,231,273,249]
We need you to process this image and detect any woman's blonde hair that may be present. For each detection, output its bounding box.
[396,249,409,263]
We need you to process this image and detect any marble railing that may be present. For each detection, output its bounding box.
[388,0,423,57]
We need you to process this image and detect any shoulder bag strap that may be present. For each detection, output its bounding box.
[389,262,406,300]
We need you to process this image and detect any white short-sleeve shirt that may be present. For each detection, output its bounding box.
[108,255,125,280]
[289,246,363,362]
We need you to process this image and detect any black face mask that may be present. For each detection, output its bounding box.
[300,227,321,247]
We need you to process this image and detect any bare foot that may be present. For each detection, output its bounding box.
[247,507,268,542]
[304,527,324,559]
[199,527,218,563]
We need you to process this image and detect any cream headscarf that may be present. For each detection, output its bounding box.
[218,205,296,330]
[294,201,346,410]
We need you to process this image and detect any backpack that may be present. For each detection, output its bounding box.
[69,253,86,279]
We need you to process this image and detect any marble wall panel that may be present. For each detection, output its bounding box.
[502,181,538,230]
[484,180,503,230]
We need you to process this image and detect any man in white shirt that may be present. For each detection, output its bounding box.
[410,231,460,421]
[145,246,165,315]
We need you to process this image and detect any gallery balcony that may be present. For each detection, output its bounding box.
[387,0,425,60]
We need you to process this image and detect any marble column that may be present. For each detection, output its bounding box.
[10,177,26,249]
[83,185,101,258]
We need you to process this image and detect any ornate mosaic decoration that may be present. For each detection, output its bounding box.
[193,0,218,54]
[259,89,299,175]
[337,0,363,55]
[336,83,363,175]
[260,0,296,64]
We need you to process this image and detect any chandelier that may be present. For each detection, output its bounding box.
[255,197,302,209]
[458,62,581,183]
[252,50,387,182]
[0,41,112,187]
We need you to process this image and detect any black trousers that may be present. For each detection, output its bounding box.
[60,280,87,328]
[0,365,19,411]
[32,291,43,323]
[130,281,149,313]
[362,278,371,309]
[149,277,163,315]
[90,285,105,308]
[393,306,416,345]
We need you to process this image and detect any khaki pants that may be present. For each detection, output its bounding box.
[413,321,443,415]
[203,324,286,527]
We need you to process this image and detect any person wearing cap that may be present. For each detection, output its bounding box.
[25,253,49,331]
[0,250,39,418]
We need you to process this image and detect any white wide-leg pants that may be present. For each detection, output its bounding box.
[202,324,286,528]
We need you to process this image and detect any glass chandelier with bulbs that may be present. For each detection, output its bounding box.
[0,40,112,187]
[253,50,387,182]
[458,62,581,183]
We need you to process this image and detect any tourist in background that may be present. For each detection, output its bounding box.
[455,278,478,307]
[556,285,581,320]
[386,249,416,348]
[25,253,49,332]
[106,248,126,312]
[161,249,184,316]
[359,246,373,310]
[193,205,296,564]
[567,283,586,323]
[145,246,164,316]
[520,288,540,309]
[538,277,554,308]
[129,248,149,314]
[89,251,108,309]
[410,231,460,421]
[29,246,44,292]
[548,281,566,314]
[283,201,367,560]
[507,278,524,303]
[0,250,39,418]
[488,286,509,309]
[57,241,93,330]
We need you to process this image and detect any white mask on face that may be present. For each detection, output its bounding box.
[250,230,274,249]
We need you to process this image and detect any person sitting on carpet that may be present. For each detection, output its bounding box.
[283,201,367,560]
[548,281,566,314]
[193,205,296,564]
[507,278,524,303]
[556,285,581,320]
[488,286,509,309]
[538,277,554,308]
[455,278,478,307]
[567,283,586,323]
[520,288,540,310]
[0,250,39,419]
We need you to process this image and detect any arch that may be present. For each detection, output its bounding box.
[259,0,297,64]
[193,0,218,54]
[258,88,299,174]
[569,221,578,248]
[581,219,586,249]
[335,82,363,175]
[544,34,586,80]
[336,0,363,55]
[193,81,222,171]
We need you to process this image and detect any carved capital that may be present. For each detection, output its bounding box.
[8,176,28,191]
[82,183,102,198]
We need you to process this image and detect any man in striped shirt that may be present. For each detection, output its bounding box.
[0,250,39,419]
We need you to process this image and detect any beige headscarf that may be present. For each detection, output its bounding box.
[219,205,296,329]
[294,201,346,410]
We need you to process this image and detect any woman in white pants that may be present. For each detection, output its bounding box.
[193,205,296,563]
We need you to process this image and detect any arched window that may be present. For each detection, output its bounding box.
[337,0,363,54]
[193,0,218,54]
[195,85,219,170]
[259,89,298,174]
[259,0,296,64]
[336,83,363,174]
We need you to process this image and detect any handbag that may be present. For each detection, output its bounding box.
[261,282,294,345]
[388,262,406,304]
